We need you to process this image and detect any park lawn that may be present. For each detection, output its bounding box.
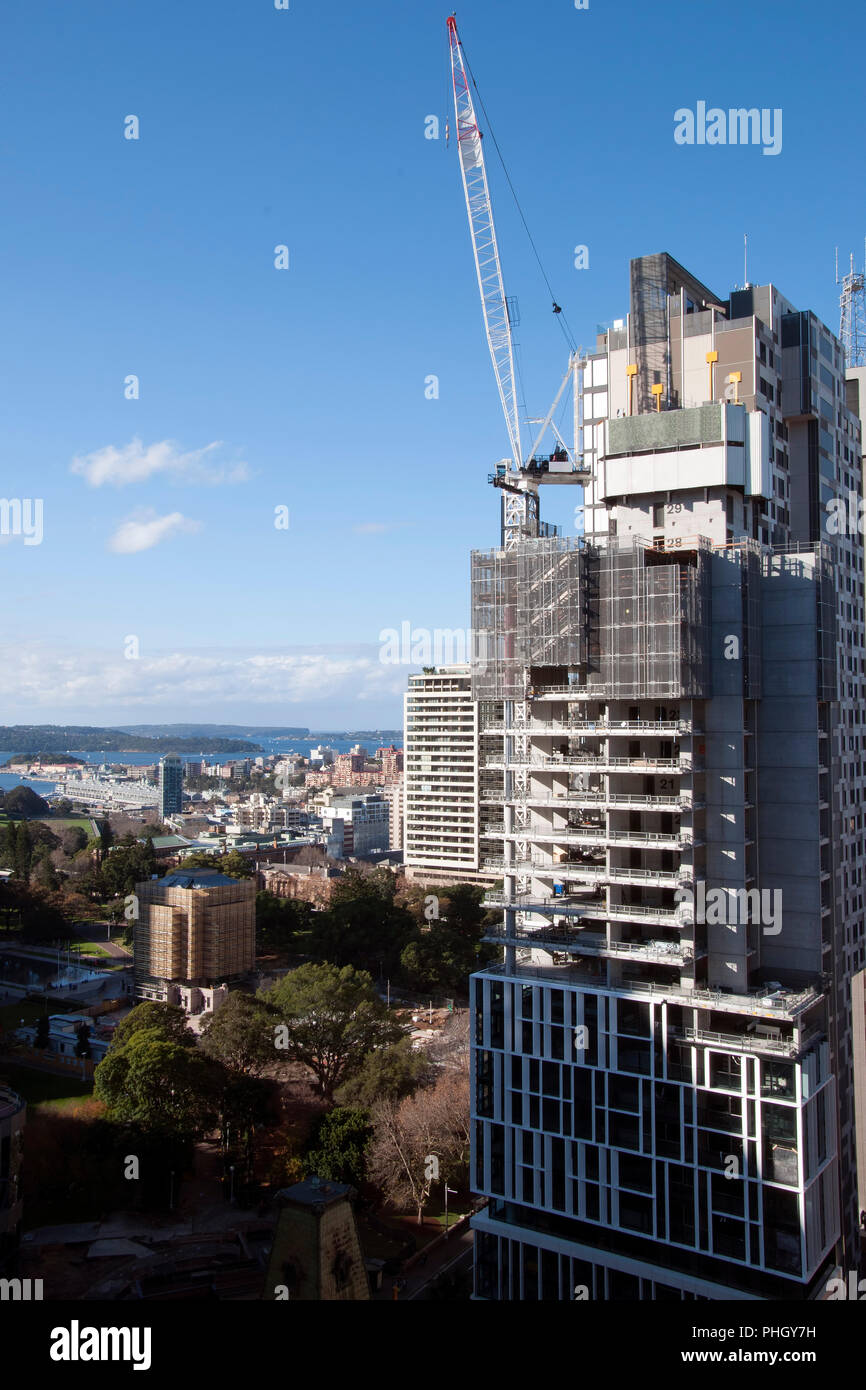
[425,1209,471,1229]
[68,940,111,957]
[0,1061,93,1110]
[40,817,94,833]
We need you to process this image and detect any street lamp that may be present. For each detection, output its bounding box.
[229,1164,235,1204]
[444,1184,458,1237]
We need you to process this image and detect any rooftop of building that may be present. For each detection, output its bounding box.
[159,869,246,888]
[142,834,195,850]
[276,1177,355,1210]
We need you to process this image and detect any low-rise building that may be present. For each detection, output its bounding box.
[317,792,390,858]
[134,868,256,1007]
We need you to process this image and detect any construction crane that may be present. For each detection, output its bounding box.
[447,14,589,549]
[837,243,866,369]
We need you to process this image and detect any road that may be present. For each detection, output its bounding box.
[69,921,132,960]
[375,1225,474,1301]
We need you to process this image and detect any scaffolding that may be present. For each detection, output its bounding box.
[471,536,584,700]
[595,538,711,699]
[471,534,713,701]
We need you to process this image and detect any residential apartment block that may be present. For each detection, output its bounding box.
[403,666,503,885]
[315,790,390,858]
[158,754,184,819]
[470,253,866,1300]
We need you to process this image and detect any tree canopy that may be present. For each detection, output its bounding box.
[109,1001,194,1050]
[309,867,414,976]
[304,1106,372,1189]
[101,839,158,898]
[265,961,403,1102]
[198,992,277,1076]
[2,785,52,818]
[335,1036,430,1109]
[94,1029,222,1139]
[255,891,311,952]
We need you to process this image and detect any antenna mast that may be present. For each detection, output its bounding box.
[838,241,866,368]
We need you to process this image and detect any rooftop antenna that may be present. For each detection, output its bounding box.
[743,233,747,288]
[837,239,866,368]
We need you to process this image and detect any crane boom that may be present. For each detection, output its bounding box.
[447,15,522,469]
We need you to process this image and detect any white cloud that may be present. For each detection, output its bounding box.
[0,643,408,721]
[108,510,201,554]
[71,437,250,488]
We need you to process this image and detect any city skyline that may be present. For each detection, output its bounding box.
[2,0,863,726]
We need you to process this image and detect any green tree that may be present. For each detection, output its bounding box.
[97,819,114,861]
[109,1001,193,1051]
[255,891,311,951]
[265,962,403,1103]
[336,1037,430,1108]
[101,840,157,898]
[440,883,487,938]
[199,992,277,1076]
[19,890,69,942]
[218,1072,281,1180]
[61,826,88,856]
[13,823,33,884]
[0,877,22,930]
[4,786,51,818]
[400,925,479,995]
[94,1030,221,1139]
[305,1107,371,1188]
[33,847,61,892]
[310,867,414,976]
[181,850,254,879]
[0,822,18,873]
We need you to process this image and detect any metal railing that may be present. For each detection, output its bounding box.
[674,1026,798,1057]
[510,793,695,809]
[500,827,698,848]
[482,924,692,963]
[477,965,820,1018]
[487,719,698,736]
[483,861,694,886]
[482,754,693,770]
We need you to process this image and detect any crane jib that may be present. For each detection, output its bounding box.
[448,15,522,469]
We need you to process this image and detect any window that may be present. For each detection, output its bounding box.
[653,503,665,528]
[760,1060,794,1099]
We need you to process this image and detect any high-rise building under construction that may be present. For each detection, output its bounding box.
[469,253,866,1300]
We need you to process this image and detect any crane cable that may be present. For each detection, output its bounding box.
[459,44,577,355]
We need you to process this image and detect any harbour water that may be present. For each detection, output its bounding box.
[0,733,403,795]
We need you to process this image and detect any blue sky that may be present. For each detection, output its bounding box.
[1,0,863,727]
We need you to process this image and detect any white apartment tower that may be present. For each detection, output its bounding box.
[470,253,866,1300]
[403,666,504,885]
